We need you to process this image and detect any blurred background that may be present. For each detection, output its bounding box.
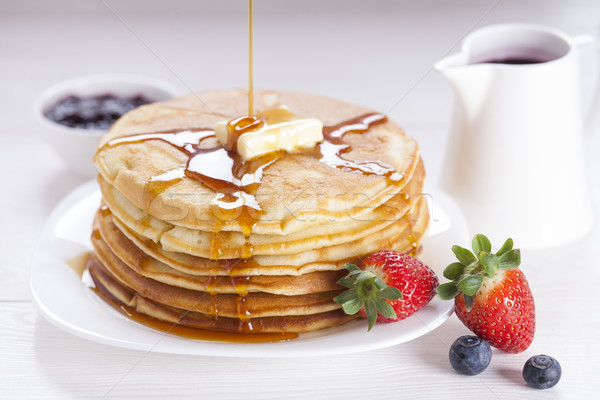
[4,0,599,133]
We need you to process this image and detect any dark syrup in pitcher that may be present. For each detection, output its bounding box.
[484,57,546,65]
[472,47,561,65]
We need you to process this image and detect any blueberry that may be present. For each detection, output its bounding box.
[523,355,561,389]
[449,335,492,375]
[44,93,154,130]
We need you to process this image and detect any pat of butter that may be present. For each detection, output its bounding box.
[215,107,323,161]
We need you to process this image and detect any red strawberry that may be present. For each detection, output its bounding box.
[334,250,439,331]
[436,234,535,353]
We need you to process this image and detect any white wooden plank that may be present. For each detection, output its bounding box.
[1,302,596,399]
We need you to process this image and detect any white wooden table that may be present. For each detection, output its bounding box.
[2,1,599,398]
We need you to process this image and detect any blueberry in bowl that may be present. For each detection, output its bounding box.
[44,93,154,130]
[34,74,179,177]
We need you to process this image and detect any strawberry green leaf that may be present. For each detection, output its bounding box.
[464,261,480,275]
[498,249,521,269]
[459,275,483,296]
[472,234,491,254]
[374,298,397,319]
[479,252,499,278]
[354,270,377,283]
[452,245,477,266]
[340,296,363,315]
[334,261,404,331]
[436,282,460,300]
[464,294,475,311]
[365,301,377,331]
[336,276,356,289]
[333,289,359,305]
[495,238,514,256]
[379,286,402,300]
[374,278,388,291]
[343,263,362,274]
[337,264,363,288]
[443,262,465,280]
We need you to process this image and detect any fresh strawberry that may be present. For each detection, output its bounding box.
[334,250,439,331]
[436,234,535,353]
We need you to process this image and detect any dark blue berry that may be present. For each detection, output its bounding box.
[44,93,153,130]
[449,335,492,375]
[523,355,561,389]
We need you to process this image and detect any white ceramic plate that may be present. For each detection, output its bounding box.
[31,180,468,358]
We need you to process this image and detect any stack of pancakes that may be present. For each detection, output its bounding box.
[89,90,428,335]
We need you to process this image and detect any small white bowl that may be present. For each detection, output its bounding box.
[34,74,181,177]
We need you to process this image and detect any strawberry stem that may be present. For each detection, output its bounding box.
[436,234,521,303]
[333,264,402,331]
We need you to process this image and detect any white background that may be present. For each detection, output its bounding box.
[2,0,600,398]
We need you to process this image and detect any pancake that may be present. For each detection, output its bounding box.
[97,158,425,253]
[95,208,346,295]
[158,195,428,260]
[87,89,429,337]
[88,256,357,334]
[110,194,428,271]
[97,158,424,246]
[94,90,420,235]
[91,234,343,318]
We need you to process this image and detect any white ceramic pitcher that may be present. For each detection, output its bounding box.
[436,23,596,249]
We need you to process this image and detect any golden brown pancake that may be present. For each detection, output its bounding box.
[87,89,428,336]
[110,195,428,271]
[91,231,344,318]
[97,158,425,254]
[95,208,346,295]
[94,90,420,235]
[88,256,357,334]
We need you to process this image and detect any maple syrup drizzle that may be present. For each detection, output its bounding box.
[103,112,397,261]
[100,204,111,217]
[147,167,186,197]
[86,257,296,342]
[105,113,393,194]
[231,276,251,297]
[92,228,102,241]
[319,113,402,184]
[407,233,419,251]
[84,256,297,342]
[223,115,263,151]
[113,299,295,342]
[248,0,254,116]
[236,296,251,322]
[205,275,219,295]
[105,128,274,244]
[92,0,399,340]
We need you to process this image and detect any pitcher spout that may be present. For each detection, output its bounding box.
[435,52,494,117]
[434,51,469,74]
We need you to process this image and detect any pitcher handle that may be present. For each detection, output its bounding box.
[581,33,600,137]
[573,34,597,48]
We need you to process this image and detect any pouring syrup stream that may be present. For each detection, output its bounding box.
[248,0,254,116]
[89,0,402,341]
